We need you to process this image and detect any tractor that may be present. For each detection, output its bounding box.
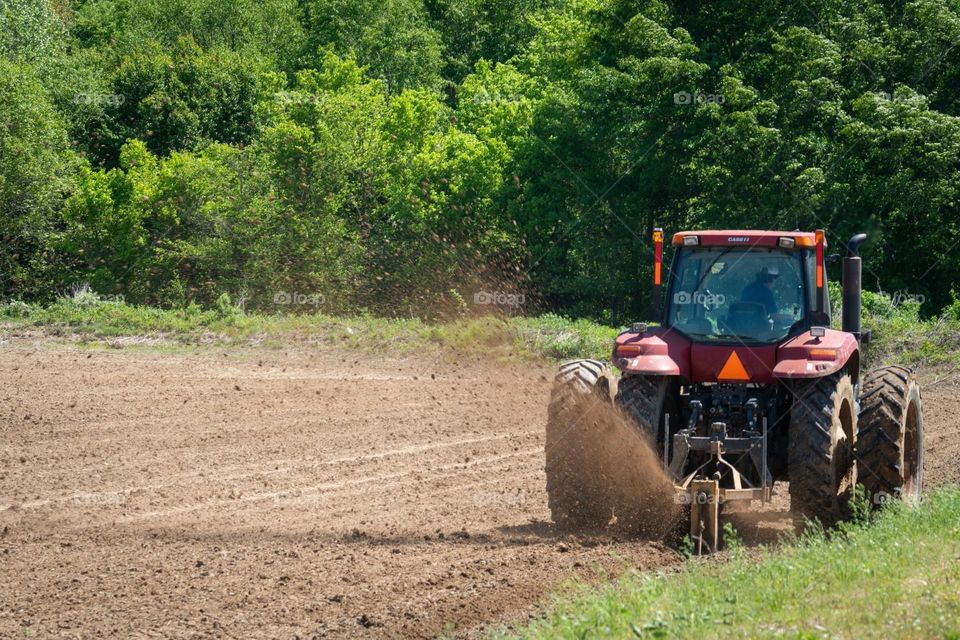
[546,229,924,553]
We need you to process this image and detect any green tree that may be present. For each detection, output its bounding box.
[71,0,305,70]
[300,0,443,91]
[0,60,73,299]
[55,141,161,300]
[0,0,63,63]
[425,0,564,84]
[84,37,273,165]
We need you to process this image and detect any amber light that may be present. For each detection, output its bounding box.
[815,229,825,289]
[809,348,837,361]
[653,228,664,285]
[615,344,643,358]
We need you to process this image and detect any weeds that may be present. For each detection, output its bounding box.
[5,286,960,368]
[0,294,618,361]
[496,488,960,639]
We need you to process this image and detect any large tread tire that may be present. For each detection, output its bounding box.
[788,373,858,526]
[545,359,615,529]
[857,366,923,507]
[615,374,671,447]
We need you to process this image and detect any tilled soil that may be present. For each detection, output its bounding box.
[1,339,957,639]
[0,341,677,639]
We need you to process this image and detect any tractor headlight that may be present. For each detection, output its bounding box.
[778,237,796,249]
[682,235,699,246]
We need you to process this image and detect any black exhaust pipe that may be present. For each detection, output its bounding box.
[842,233,868,341]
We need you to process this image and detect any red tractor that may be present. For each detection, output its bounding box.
[546,229,924,552]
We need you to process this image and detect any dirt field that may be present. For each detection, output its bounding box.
[2,338,958,639]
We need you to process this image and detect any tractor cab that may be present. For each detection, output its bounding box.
[665,231,825,345]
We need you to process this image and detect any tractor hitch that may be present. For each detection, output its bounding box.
[666,416,772,554]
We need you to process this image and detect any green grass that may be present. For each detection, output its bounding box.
[497,488,960,639]
[4,285,960,368]
[831,286,960,370]
[0,293,618,362]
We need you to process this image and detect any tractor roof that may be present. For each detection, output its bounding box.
[671,230,823,248]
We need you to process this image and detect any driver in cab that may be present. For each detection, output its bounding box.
[740,267,779,315]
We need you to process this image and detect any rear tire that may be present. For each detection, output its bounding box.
[615,374,672,448]
[545,359,615,529]
[788,373,857,525]
[857,366,923,508]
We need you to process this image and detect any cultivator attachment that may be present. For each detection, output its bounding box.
[666,412,772,554]
[687,478,721,554]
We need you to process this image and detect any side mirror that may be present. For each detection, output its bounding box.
[810,311,830,326]
[827,253,841,265]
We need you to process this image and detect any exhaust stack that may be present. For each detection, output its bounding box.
[842,233,868,341]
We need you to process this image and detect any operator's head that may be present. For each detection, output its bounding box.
[757,266,779,288]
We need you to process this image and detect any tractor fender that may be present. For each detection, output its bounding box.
[613,330,685,376]
[773,329,859,379]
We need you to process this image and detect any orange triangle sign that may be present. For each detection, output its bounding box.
[717,351,750,381]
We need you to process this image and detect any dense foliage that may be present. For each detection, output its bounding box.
[2,0,960,322]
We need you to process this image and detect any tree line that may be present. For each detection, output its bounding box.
[2,0,960,322]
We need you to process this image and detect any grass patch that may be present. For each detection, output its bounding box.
[831,286,960,370]
[864,312,960,368]
[4,285,960,368]
[0,291,617,362]
[498,488,960,639]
